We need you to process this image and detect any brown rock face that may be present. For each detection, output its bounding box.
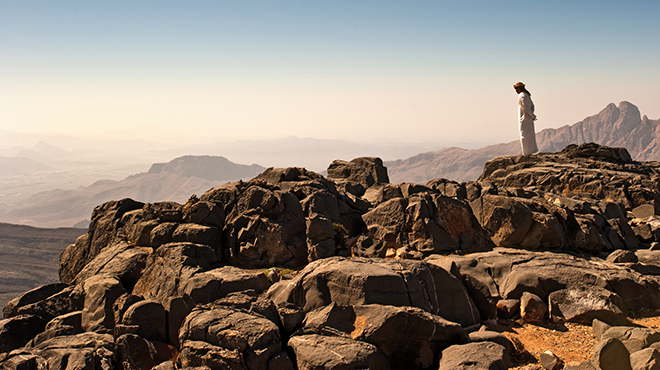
[548,288,628,325]
[471,194,533,247]
[592,337,632,370]
[301,303,463,369]
[289,334,389,370]
[179,304,291,370]
[521,291,547,323]
[81,275,127,333]
[267,256,481,328]
[131,242,219,302]
[363,192,490,255]
[9,147,660,369]
[60,198,144,284]
[327,157,390,188]
[438,341,510,370]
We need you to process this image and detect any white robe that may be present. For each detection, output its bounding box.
[518,91,538,155]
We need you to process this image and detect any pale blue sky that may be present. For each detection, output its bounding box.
[1,1,659,147]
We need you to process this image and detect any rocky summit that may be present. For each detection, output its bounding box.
[386,101,660,184]
[5,144,660,369]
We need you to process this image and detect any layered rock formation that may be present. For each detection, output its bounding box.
[4,144,660,369]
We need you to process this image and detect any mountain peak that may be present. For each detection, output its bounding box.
[148,155,265,182]
[387,101,659,183]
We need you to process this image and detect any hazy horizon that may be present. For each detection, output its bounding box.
[2,1,659,148]
[0,99,656,228]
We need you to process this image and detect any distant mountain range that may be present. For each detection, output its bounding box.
[147,155,265,182]
[0,156,265,228]
[0,156,52,176]
[386,101,660,183]
[2,101,657,228]
[0,135,438,228]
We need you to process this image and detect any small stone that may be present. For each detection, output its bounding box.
[395,246,423,260]
[630,347,660,370]
[632,204,656,219]
[592,319,612,342]
[468,330,514,355]
[521,292,547,323]
[267,268,280,283]
[606,249,638,263]
[497,299,520,319]
[540,350,563,370]
[592,337,632,370]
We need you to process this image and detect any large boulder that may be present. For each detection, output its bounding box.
[601,326,660,354]
[181,195,225,229]
[362,193,490,255]
[0,352,48,369]
[362,197,407,248]
[288,334,390,370]
[470,194,533,247]
[121,300,167,343]
[142,201,184,223]
[72,241,151,289]
[267,257,480,328]
[441,248,660,312]
[173,223,222,249]
[179,304,291,370]
[427,255,501,321]
[301,303,464,369]
[1,332,116,370]
[3,283,68,319]
[221,184,307,268]
[327,157,390,188]
[430,194,491,253]
[592,337,632,370]
[132,242,220,302]
[519,211,568,249]
[207,291,282,328]
[0,314,47,353]
[59,198,144,284]
[549,287,628,325]
[31,332,116,370]
[163,296,195,348]
[182,266,271,305]
[117,334,178,370]
[438,341,510,370]
[81,275,127,333]
[120,209,160,247]
[31,311,83,346]
[305,212,336,261]
[630,347,660,370]
[3,283,83,322]
[177,340,247,369]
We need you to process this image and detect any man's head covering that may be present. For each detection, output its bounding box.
[513,82,525,88]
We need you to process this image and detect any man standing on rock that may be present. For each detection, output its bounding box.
[514,81,538,155]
